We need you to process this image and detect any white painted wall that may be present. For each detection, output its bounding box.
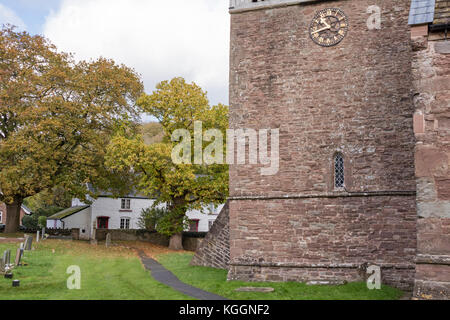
[47,219,63,229]
[57,196,223,238]
[89,197,155,236]
[62,207,92,240]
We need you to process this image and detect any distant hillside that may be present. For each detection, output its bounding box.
[141,122,165,145]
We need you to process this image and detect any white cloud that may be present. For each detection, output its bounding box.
[43,0,230,107]
[0,4,26,29]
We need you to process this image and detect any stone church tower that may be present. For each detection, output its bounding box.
[228,0,417,290]
[192,0,449,298]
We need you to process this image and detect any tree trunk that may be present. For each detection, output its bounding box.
[5,199,22,234]
[169,233,183,250]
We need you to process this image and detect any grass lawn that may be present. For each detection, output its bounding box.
[157,252,405,300]
[0,239,189,300]
[1,238,405,300]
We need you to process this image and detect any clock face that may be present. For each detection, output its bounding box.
[309,8,349,47]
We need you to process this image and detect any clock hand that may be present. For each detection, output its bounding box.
[320,17,331,29]
[311,25,331,34]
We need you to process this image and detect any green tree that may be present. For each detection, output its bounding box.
[24,187,72,212]
[106,78,228,249]
[0,26,144,233]
[38,216,47,229]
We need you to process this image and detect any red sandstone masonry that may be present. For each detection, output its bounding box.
[228,0,417,290]
[191,202,230,269]
[412,28,450,299]
[228,197,416,290]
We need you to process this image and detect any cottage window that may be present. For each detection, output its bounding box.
[121,199,131,210]
[334,153,345,189]
[0,211,2,223]
[120,217,130,230]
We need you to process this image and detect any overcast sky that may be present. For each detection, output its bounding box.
[0,0,230,121]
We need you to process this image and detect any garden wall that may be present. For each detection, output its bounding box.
[92,229,207,251]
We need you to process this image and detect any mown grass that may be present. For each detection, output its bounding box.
[1,238,405,300]
[0,240,189,300]
[157,253,404,300]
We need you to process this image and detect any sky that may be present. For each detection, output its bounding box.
[0,0,230,121]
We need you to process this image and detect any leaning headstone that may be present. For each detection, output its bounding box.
[0,255,5,272]
[2,250,10,266]
[24,235,33,251]
[2,250,11,274]
[105,233,111,247]
[36,231,40,243]
[14,248,23,267]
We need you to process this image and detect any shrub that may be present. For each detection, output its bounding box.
[22,214,39,230]
[138,206,189,237]
[38,216,47,228]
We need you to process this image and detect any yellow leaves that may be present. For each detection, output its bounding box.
[106,77,229,211]
[0,26,144,203]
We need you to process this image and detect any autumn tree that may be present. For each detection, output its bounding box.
[106,78,228,249]
[0,26,143,232]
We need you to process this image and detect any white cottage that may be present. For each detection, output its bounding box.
[47,193,223,240]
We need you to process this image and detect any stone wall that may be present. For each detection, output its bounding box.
[411,26,450,299]
[183,237,204,252]
[191,202,230,269]
[93,229,206,251]
[228,0,417,290]
[228,197,416,290]
[95,229,170,246]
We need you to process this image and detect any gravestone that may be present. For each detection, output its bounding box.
[36,231,40,243]
[90,225,98,245]
[24,235,33,250]
[105,233,111,247]
[0,254,4,272]
[2,250,10,266]
[14,248,23,267]
[2,250,11,273]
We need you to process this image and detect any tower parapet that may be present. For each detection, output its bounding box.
[229,0,315,13]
